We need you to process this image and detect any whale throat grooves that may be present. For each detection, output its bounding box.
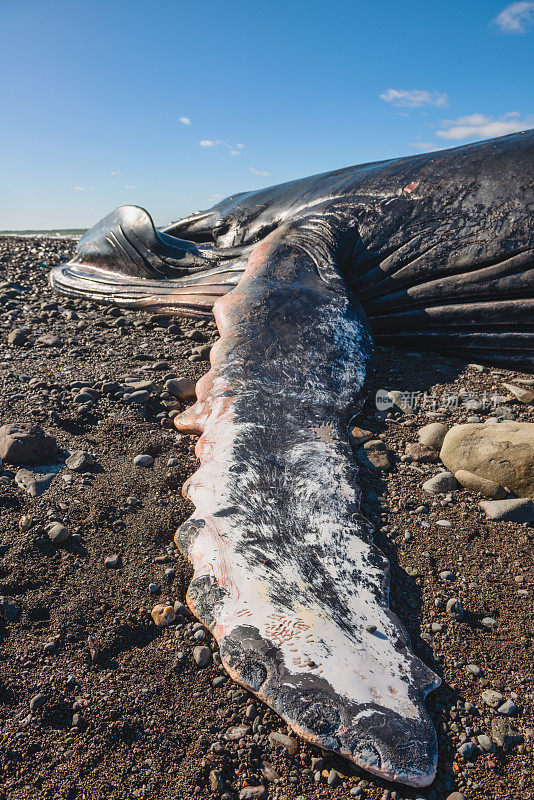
[173,228,441,788]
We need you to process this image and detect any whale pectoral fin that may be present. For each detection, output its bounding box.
[172,228,440,788]
[49,205,243,317]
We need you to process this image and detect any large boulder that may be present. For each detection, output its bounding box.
[0,424,57,465]
[440,422,534,499]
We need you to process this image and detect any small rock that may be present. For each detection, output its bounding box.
[133,454,154,467]
[15,468,55,497]
[239,788,267,800]
[71,712,86,729]
[66,451,95,471]
[477,734,493,752]
[209,770,224,794]
[502,382,534,405]
[418,422,448,450]
[445,794,466,800]
[327,769,339,786]
[150,604,176,627]
[268,731,299,755]
[491,716,521,748]
[458,741,477,760]
[46,523,70,544]
[36,333,62,347]
[454,469,506,499]
[405,442,439,463]
[104,554,121,568]
[148,583,160,594]
[193,645,212,667]
[466,663,482,676]
[422,472,458,495]
[497,699,517,715]
[350,426,374,447]
[481,616,496,629]
[481,689,505,708]
[7,327,31,346]
[0,423,57,464]
[125,389,150,404]
[225,724,251,742]
[166,377,196,401]
[358,439,390,471]
[261,762,279,782]
[29,693,46,711]
[479,498,534,524]
[439,570,455,581]
[446,597,463,620]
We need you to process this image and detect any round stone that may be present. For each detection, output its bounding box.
[133,454,154,467]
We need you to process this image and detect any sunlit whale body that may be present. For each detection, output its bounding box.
[50,132,534,787]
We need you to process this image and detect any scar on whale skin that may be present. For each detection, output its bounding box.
[173,228,440,787]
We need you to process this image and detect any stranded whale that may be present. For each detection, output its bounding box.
[50,132,534,786]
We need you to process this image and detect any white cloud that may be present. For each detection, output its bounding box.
[179,116,191,125]
[249,167,270,176]
[493,2,534,32]
[199,139,245,154]
[73,186,86,191]
[124,185,138,190]
[110,170,119,176]
[436,112,532,140]
[380,89,448,108]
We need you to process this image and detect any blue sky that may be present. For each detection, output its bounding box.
[1,0,533,229]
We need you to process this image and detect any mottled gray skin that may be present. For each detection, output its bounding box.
[49,132,533,787]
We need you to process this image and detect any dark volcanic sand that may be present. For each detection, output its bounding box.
[0,235,532,800]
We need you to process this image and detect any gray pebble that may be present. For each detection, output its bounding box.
[125,389,150,404]
[446,597,463,620]
[29,693,46,711]
[422,472,458,495]
[66,451,94,471]
[458,741,477,759]
[476,734,493,752]
[46,523,70,544]
[497,699,517,715]
[466,664,482,676]
[133,454,154,467]
[193,645,212,667]
[481,689,505,708]
[479,498,534,524]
